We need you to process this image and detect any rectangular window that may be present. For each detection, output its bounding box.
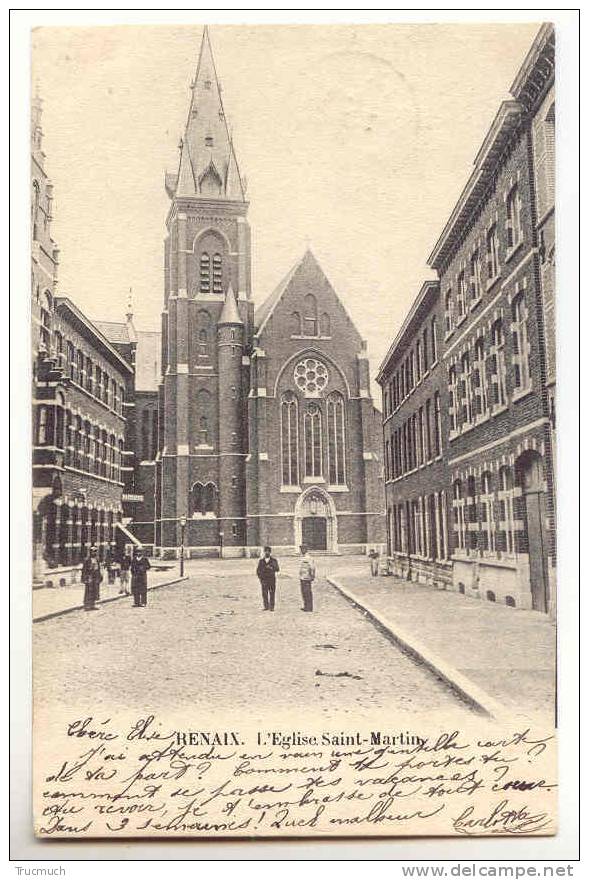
[425,399,432,461]
[433,392,442,456]
[486,224,500,280]
[469,249,481,303]
[506,184,523,250]
[457,271,466,319]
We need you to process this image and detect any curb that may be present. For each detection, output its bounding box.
[33,575,188,624]
[327,576,507,720]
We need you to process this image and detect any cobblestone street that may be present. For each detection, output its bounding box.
[34,557,475,723]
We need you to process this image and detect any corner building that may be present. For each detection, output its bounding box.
[153,29,384,557]
[426,25,555,613]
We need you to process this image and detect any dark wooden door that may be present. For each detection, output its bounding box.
[525,490,548,613]
[302,517,327,551]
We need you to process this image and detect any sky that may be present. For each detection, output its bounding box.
[31,23,540,389]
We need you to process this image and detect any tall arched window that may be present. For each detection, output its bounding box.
[490,319,506,407]
[55,392,65,451]
[40,292,52,350]
[512,292,531,392]
[452,480,466,552]
[445,289,454,335]
[327,392,346,485]
[291,312,302,336]
[320,312,331,336]
[303,294,318,337]
[473,337,488,417]
[466,475,478,553]
[281,392,299,486]
[204,482,217,514]
[480,470,495,553]
[498,466,515,555]
[191,482,203,515]
[304,403,322,478]
[199,252,211,293]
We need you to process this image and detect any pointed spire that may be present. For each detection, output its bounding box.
[31,82,44,157]
[126,287,133,323]
[219,284,243,325]
[167,27,246,202]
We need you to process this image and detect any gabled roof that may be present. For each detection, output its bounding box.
[93,320,131,345]
[55,297,133,374]
[254,254,304,335]
[166,27,246,202]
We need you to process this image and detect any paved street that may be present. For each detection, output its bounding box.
[33,556,475,722]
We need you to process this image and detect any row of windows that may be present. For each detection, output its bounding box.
[54,332,125,415]
[36,397,125,483]
[389,493,448,561]
[444,184,524,336]
[385,392,442,481]
[383,317,438,417]
[291,295,330,338]
[452,469,521,557]
[448,292,530,434]
[281,391,346,487]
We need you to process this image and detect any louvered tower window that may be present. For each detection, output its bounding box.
[200,253,210,293]
[212,253,223,293]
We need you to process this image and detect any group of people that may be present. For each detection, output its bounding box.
[81,545,151,611]
[256,544,317,612]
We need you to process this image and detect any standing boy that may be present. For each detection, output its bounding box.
[299,545,316,612]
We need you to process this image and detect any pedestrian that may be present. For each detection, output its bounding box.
[256,545,280,611]
[299,544,316,613]
[119,549,132,595]
[130,547,151,607]
[368,546,380,577]
[81,545,102,611]
[105,545,116,585]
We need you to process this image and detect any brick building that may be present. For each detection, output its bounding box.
[33,297,131,578]
[377,281,451,587]
[32,94,131,582]
[379,24,556,614]
[94,311,161,548]
[138,27,385,557]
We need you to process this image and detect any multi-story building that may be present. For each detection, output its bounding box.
[377,281,451,587]
[33,298,132,577]
[379,24,556,614]
[94,309,161,549]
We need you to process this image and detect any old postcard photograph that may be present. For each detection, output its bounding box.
[23,18,568,844]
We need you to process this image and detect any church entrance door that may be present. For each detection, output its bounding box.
[302,516,327,551]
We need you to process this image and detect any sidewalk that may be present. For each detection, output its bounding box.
[33,564,186,622]
[326,570,556,722]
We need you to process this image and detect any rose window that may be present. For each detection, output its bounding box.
[294,358,329,397]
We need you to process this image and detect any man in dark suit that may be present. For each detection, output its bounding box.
[256,546,280,611]
[130,547,151,607]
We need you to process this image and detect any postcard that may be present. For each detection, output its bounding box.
[30,22,558,839]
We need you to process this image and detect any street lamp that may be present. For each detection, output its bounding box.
[219,530,224,560]
[179,514,187,577]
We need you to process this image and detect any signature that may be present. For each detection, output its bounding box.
[452,798,552,835]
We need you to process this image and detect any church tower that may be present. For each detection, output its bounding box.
[157,27,253,557]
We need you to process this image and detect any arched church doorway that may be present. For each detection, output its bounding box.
[516,450,549,613]
[294,488,337,553]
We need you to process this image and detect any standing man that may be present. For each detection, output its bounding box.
[299,544,316,613]
[130,547,151,607]
[118,549,132,595]
[256,546,280,611]
[368,546,380,577]
[81,545,102,611]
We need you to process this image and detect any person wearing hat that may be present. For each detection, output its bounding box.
[256,546,280,611]
[299,545,317,612]
[130,546,151,607]
[81,546,102,611]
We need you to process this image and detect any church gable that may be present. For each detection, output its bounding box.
[256,250,364,358]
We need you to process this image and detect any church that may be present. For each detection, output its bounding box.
[122,28,385,558]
